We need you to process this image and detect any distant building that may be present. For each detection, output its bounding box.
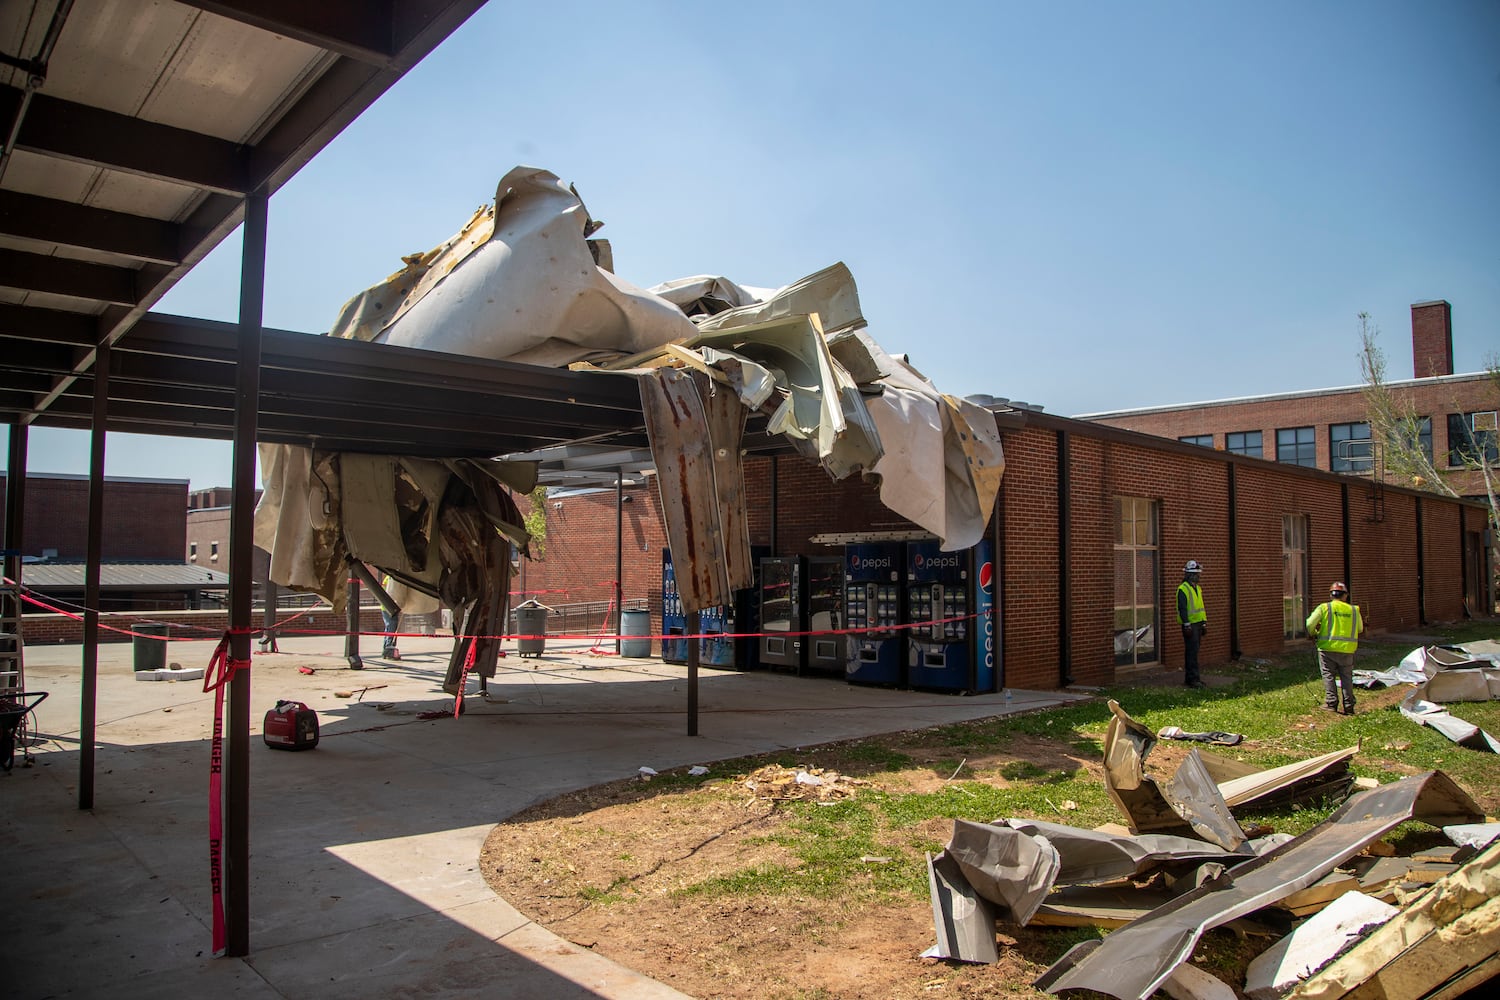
[185,487,269,582]
[1077,301,1497,500]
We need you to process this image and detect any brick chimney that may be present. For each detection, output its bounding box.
[1411,300,1453,378]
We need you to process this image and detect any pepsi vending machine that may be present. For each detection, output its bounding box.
[757,555,845,675]
[844,542,906,686]
[905,538,996,693]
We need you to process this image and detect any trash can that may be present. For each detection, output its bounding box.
[513,600,548,657]
[132,624,170,672]
[621,609,652,658]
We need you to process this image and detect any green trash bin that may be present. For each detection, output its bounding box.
[133,624,169,672]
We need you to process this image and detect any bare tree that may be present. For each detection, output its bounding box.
[1358,310,1500,533]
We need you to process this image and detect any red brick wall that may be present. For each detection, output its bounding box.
[1,474,187,561]
[1411,301,1453,378]
[997,427,1060,690]
[18,606,385,646]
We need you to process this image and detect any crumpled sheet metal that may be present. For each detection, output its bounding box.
[927,851,1000,964]
[1104,699,1243,841]
[1160,749,1247,851]
[1287,839,1500,1000]
[1399,690,1500,753]
[1035,771,1485,1000]
[1215,746,1358,811]
[925,820,1059,964]
[254,443,535,613]
[1000,817,1252,886]
[338,166,699,367]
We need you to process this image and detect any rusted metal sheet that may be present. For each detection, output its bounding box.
[639,367,752,612]
[695,370,754,596]
[1035,771,1485,1000]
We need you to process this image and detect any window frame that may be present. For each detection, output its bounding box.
[1447,411,1500,467]
[1113,496,1160,669]
[1177,434,1213,448]
[1276,426,1317,467]
[1329,421,1373,473]
[1225,430,1263,458]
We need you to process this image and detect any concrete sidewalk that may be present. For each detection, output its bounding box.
[3,633,1084,999]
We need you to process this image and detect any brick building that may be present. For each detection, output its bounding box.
[185,487,269,582]
[0,472,188,562]
[1078,301,1497,499]
[517,411,1494,691]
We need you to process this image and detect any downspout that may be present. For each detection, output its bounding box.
[1226,463,1240,660]
[1340,483,1352,594]
[1057,429,1072,686]
[1414,497,1426,626]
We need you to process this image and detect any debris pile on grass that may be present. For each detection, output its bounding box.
[741,764,867,803]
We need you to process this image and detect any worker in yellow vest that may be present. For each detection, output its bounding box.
[1306,582,1363,714]
[1176,560,1207,689]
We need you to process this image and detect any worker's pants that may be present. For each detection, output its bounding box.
[1181,623,1202,684]
[1318,649,1356,710]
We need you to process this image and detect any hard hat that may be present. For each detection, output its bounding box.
[1330,582,1347,596]
[1184,560,1202,573]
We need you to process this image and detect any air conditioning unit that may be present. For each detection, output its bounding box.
[1471,411,1498,432]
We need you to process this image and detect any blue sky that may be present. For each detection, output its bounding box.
[6,0,1498,490]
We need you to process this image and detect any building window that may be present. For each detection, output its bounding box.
[1283,515,1309,640]
[1329,422,1373,473]
[189,542,197,562]
[210,540,220,563]
[1178,434,1213,448]
[1226,431,1262,458]
[1276,426,1316,467]
[1113,497,1159,668]
[1447,412,1499,467]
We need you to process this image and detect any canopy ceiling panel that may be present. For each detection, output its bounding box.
[0,0,667,465]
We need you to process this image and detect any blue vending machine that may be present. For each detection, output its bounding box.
[662,548,742,668]
[844,542,906,686]
[905,538,997,693]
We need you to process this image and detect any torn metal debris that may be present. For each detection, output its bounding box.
[1034,771,1483,1000]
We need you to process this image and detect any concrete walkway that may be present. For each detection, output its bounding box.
[3,632,1085,999]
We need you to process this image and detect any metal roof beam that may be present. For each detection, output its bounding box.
[0,247,142,305]
[0,191,184,265]
[0,302,98,344]
[2,87,248,195]
[181,1,401,66]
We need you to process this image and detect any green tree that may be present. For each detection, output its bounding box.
[521,485,548,559]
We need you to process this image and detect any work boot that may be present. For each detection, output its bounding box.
[383,644,399,660]
[1342,703,1355,715]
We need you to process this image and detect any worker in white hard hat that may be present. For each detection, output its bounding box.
[1306,582,1363,714]
[1176,560,1207,688]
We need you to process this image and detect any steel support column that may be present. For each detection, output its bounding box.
[1227,463,1240,660]
[225,189,268,957]
[615,472,624,654]
[1414,497,1426,626]
[687,607,699,736]
[79,340,107,810]
[3,424,26,585]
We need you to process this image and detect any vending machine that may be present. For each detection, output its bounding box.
[802,556,846,677]
[758,556,801,671]
[905,538,997,693]
[662,548,751,669]
[844,542,906,686]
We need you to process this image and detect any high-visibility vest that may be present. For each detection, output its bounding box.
[1176,581,1206,625]
[1307,599,1361,653]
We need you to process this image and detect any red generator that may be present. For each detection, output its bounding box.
[263,700,319,751]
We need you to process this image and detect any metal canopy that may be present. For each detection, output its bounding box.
[0,0,616,454]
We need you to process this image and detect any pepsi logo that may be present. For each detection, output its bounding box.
[978,561,993,590]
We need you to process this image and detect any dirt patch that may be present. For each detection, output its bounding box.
[480,697,1495,1000]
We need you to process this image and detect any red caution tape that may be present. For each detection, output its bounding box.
[204,629,253,957]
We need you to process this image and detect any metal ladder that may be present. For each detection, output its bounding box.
[0,579,21,700]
